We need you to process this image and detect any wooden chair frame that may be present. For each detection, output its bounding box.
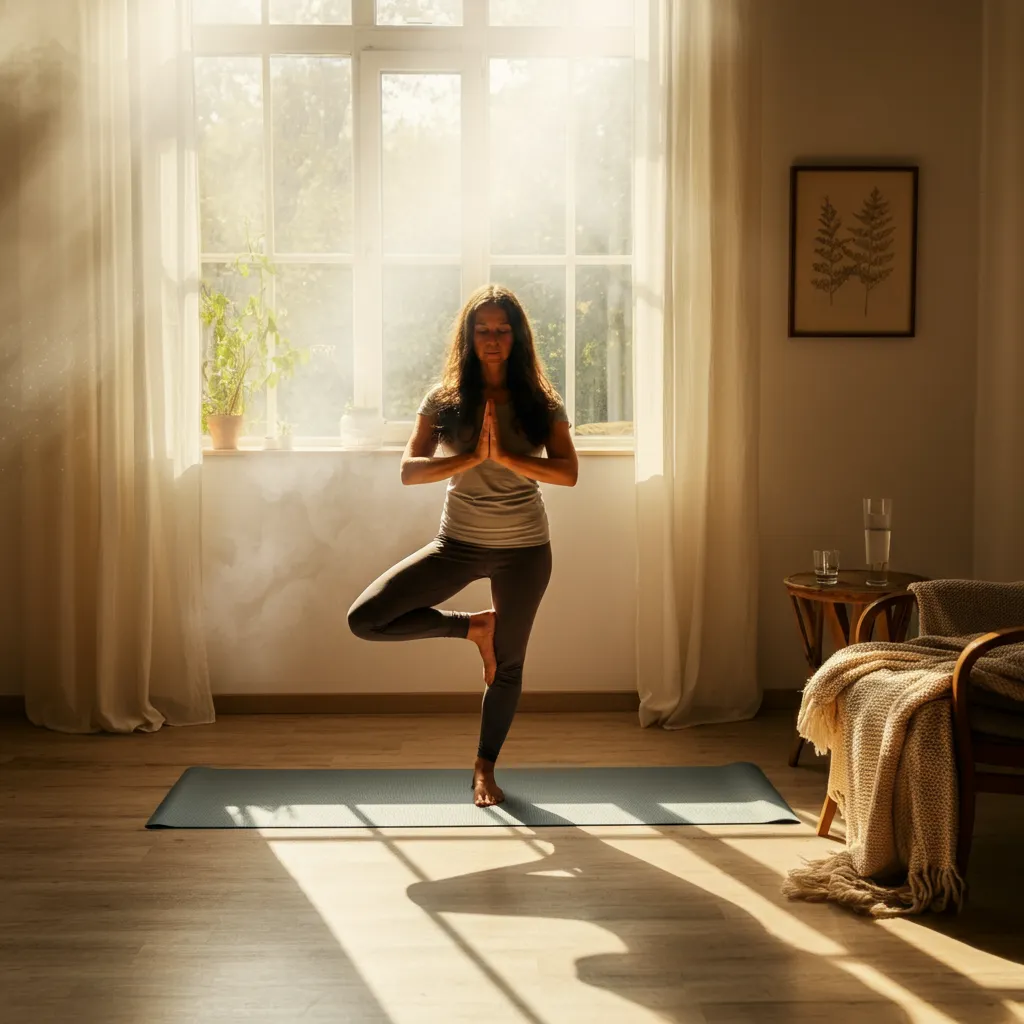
[815,591,1024,876]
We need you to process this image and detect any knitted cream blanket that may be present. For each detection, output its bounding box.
[782,580,1024,916]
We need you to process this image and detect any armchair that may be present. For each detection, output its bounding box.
[816,591,1024,875]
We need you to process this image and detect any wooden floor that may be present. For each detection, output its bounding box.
[2,709,1023,1024]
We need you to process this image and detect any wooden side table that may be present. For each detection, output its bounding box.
[784,570,927,767]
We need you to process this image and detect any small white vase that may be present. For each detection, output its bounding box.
[340,408,384,448]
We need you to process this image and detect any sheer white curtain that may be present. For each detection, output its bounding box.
[633,0,762,728]
[6,0,213,732]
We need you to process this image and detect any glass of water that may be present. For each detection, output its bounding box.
[813,549,840,585]
[863,498,892,586]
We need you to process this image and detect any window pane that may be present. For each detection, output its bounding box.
[576,265,633,434]
[194,0,260,24]
[272,57,354,254]
[382,266,461,420]
[195,57,264,254]
[489,0,565,26]
[573,0,632,27]
[275,265,354,436]
[490,59,567,256]
[490,266,565,401]
[382,73,461,256]
[376,0,462,25]
[201,261,262,312]
[270,0,352,23]
[575,59,632,256]
[201,262,266,436]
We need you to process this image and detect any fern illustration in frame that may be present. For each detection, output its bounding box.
[788,165,919,337]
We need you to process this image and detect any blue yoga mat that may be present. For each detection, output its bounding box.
[146,762,798,829]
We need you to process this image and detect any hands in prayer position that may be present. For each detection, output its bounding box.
[473,399,507,468]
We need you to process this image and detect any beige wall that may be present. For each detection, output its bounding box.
[201,452,637,695]
[757,0,983,691]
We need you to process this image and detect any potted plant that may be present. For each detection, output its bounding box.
[201,234,307,450]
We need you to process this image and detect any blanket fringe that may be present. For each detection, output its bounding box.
[794,696,837,756]
[782,852,966,917]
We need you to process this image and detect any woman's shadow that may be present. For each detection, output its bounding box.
[405,799,1020,1024]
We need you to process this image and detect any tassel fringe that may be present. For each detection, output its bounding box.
[782,852,966,917]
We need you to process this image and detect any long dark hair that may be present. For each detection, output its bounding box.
[431,284,561,449]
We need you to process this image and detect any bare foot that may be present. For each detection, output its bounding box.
[473,759,504,807]
[467,610,497,686]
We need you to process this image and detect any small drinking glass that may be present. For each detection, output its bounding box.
[813,549,840,585]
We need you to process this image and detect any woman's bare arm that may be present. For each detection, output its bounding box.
[494,418,578,487]
[400,414,482,485]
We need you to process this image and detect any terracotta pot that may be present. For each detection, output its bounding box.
[208,414,243,450]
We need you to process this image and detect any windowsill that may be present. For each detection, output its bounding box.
[202,445,634,456]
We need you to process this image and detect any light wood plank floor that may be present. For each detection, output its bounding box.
[2,709,1023,1024]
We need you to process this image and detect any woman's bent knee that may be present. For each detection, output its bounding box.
[347,599,378,640]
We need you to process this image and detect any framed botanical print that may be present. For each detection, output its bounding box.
[788,165,919,337]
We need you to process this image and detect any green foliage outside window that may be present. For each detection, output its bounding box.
[193,36,635,437]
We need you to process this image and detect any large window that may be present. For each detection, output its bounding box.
[194,0,635,446]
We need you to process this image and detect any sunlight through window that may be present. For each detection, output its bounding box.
[192,2,636,444]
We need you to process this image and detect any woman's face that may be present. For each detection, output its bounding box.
[471,303,514,369]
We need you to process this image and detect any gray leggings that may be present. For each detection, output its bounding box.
[347,536,553,764]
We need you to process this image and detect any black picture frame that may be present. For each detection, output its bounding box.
[788,165,919,338]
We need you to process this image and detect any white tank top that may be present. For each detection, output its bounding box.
[417,386,570,548]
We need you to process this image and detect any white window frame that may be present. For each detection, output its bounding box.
[194,0,636,450]
[359,49,480,445]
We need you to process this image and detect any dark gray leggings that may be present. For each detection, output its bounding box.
[347,536,553,764]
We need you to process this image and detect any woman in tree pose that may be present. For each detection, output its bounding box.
[347,284,579,807]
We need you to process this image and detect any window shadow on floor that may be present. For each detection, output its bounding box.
[405,798,1021,1024]
[903,803,1024,967]
[655,816,1024,1024]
